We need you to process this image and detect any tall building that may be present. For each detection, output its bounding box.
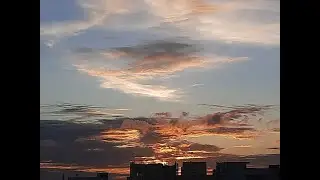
[181,162,206,176]
[126,161,279,180]
[179,162,214,180]
[215,162,248,180]
[215,162,280,180]
[127,162,177,180]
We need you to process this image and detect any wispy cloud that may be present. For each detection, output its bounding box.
[145,0,279,45]
[41,102,278,164]
[40,0,131,47]
[74,41,247,101]
[40,0,277,101]
[71,40,247,101]
[234,145,252,148]
[40,162,130,175]
[40,103,130,123]
[191,83,204,87]
[41,0,279,47]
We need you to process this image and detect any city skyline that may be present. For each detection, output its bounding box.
[40,0,280,179]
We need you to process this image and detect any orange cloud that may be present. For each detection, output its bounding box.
[41,103,277,165]
[40,162,129,175]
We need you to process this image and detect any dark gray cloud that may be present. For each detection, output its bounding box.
[40,103,279,179]
[112,40,199,57]
[208,127,256,134]
[41,103,128,123]
[140,131,163,145]
[40,120,153,167]
[40,118,279,180]
[40,139,58,147]
[183,143,222,152]
[272,128,280,132]
[40,102,273,140]
[74,40,199,57]
[198,104,279,126]
[198,103,278,112]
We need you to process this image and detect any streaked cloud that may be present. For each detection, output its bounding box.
[191,83,204,87]
[40,0,132,47]
[145,0,279,45]
[40,162,130,175]
[40,103,129,123]
[234,145,252,148]
[40,0,279,47]
[266,119,280,126]
[71,40,247,101]
[40,0,277,102]
[41,102,278,166]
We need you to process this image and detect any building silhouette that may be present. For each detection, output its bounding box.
[215,162,248,180]
[62,161,279,180]
[127,162,177,180]
[214,162,280,180]
[179,162,213,180]
[67,173,108,180]
[126,161,279,180]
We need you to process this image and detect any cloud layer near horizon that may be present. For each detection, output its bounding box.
[41,103,279,154]
[40,109,279,179]
[40,102,279,179]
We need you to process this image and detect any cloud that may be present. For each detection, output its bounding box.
[40,103,130,123]
[143,0,279,45]
[198,104,279,126]
[40,120,154,167]
[75,65,183,101]
[144,0,218,21]
[266,119,280,126]
[98,129,144,148]
[234,145,252,148]
[40,102,278,166]
[40,139,58,147]
[191,83,204,87]
[40,162,130,175]
[40,115,279,179]
[41,0,279,48]
[40,0,132,47]
[40,0,277,102]
[71,40,247,101]
[193,16,279,45]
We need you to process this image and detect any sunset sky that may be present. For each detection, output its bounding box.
[40,0,279,179]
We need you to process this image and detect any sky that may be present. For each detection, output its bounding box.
[40,0,279,179]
